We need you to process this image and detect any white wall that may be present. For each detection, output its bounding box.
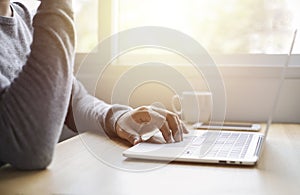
[74,54,300,123]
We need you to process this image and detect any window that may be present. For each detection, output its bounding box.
[73,0,98,52]
[117,0,300,54]
[15,0,98,53]
[86,0,300,67]
[15,0,300,64]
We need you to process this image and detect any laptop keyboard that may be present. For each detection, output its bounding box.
[184,132,253,159]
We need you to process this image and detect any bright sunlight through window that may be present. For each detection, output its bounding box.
[118,0,300,54]
[15,0,300,54]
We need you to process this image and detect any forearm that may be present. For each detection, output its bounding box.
[0,0,75,170]
[69,79,132,136]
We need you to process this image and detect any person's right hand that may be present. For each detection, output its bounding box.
[116,106,189,145]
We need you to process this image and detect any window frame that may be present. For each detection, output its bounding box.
[75,0,300,68]
[73,0,300,123]
[74,0,300,78]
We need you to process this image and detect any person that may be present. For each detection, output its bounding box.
[0,0,187,170]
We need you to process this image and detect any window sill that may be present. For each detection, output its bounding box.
[75,53,300,79]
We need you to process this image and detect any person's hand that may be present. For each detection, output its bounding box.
[116,106,188,145]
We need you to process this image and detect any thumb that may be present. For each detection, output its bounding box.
[116,124,142,145]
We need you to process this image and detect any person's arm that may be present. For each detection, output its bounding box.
[64,78,132,137]
[65,78,188,145]
[0,0,75,170]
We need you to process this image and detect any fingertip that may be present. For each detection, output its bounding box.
[182,123,189,134]
[133,137,142,145]
[173,131,181,142]
[183,128,189,134]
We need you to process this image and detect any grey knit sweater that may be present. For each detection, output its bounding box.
[0,1,130,170]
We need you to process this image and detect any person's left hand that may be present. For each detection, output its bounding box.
[116,106,188,145]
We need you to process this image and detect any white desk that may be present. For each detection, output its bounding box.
[0,124,300,195]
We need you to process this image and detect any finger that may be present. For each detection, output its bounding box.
[175,115,184,141]
[149,106,168,118]
[181,121,189,134]
[146,136,166,144]
[151,107,183,142]
[159,121,173,143]
[166,113,182,142]
[116,125,141,145]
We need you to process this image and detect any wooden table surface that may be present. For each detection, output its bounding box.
[0,124,300,195]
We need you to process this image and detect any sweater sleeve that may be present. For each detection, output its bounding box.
[0,0,75,170]
[65,78,132,137]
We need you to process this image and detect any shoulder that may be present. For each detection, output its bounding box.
[11,2,33,26]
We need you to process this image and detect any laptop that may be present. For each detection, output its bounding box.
[123,30,297,166]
